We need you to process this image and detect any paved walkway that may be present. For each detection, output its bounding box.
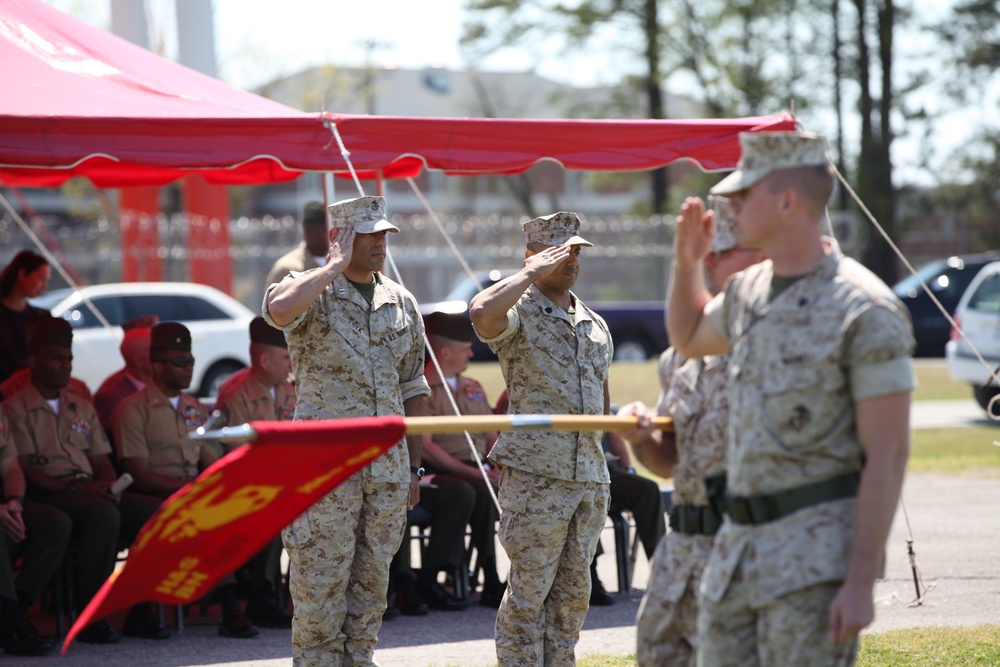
[36,470,999,667]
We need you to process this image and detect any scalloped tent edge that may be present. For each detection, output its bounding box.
[0,0,796,188]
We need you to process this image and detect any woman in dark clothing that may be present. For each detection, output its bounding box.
[0,250,51,385]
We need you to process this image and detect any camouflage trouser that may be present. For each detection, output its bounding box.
[697,561,858,667]
[282,467,407,667]
[635,535,702,667]
[495,468,610,667]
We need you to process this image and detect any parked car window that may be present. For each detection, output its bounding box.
[62,296,125,329]
[120,295,228,323]
[173,295,230,321]
[966,273,1000,314]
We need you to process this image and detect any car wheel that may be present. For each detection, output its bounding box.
[973,384,1000,418]
[612,335,651,363]
[199,361,245,398]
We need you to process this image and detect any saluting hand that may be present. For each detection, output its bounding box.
[673,197,714,271]
[523,243,573,279]
[326,226,355,273]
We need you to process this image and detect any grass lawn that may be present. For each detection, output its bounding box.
[858,625,1000,666]
[909,426,1000,475]
[467,358,973,410]
[463,628,1000,666]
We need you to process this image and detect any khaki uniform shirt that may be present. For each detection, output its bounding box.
[263,270,430,484]
[479,284,612,483]
[113,383,209,481]
[0,408,14,464]
[213,367,296,425]
[265,242,323,289]
[425,369,492,460]
[702,244,915,604]
[4,384,110,478]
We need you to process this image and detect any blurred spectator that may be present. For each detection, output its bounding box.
[421,312,504,607]
[0,366,92,404]
[4,317,166,644]
[113,322,260,639]
[213,317,295,452]
[0,251,50,385]
[211,317,294,628]
[264,201,329,288]
[94,326,154,444]
[388,476,474,615]
[0,407,70,657]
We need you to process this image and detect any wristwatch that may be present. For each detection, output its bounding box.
[409,465,425,480]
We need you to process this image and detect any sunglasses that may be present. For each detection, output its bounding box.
[156,355,195,368]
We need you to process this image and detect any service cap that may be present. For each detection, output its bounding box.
[523,211,592,247]
[28,316,72,350]
[150,322,192,353]
[249,316,287,348]
[710,131,830,196]
[423,312,475,342]
[327,196,399,234]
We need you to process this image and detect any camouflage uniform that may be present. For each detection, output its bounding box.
[263,270,429,667]
[481,283,613,667]
[698,246,915,666]
[635,347,729,667]
[114,383,210,484]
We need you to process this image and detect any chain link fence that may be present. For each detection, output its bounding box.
[0,212,675,313]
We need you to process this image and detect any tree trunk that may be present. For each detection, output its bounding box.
[873,0,897,283]
[644,0,668,214]
[832,0,850,210]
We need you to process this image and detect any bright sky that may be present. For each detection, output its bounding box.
[42,0,1000,187]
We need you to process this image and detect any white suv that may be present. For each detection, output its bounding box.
[32,282,254,397]
[945,260,1000,417]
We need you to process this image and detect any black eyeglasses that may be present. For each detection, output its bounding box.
[156,355,195,368]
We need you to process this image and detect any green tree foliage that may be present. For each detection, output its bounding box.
[462,0,671,213]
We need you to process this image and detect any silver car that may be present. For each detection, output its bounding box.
[945,260,1000,417]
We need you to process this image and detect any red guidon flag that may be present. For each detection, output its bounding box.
[63,417,406,653]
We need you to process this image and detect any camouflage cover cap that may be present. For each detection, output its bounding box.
[707,195,739,253]
[327,196,400,234]
[522,211,593,247]
[710,131,830,196]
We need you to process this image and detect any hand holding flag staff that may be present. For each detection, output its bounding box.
[62,413,672,653]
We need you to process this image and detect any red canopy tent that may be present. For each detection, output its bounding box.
[0,0,795,188]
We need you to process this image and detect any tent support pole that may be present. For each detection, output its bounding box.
[323,172,335,227]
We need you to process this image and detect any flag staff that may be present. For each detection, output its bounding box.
[191,414,674,443]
